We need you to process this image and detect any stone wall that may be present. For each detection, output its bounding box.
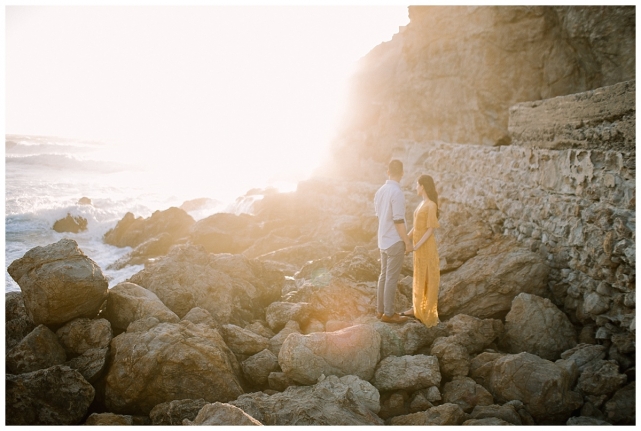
[394,80,635,353]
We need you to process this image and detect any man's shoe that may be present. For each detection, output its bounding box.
[376,312,383,319]
[381,313,409,324]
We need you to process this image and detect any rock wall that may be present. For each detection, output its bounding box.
[324,6,635,180]
[394,80,635,355]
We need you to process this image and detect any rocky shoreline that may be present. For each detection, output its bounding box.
[5,172,634,424]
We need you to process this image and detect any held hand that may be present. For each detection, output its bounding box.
[405,240,413,254]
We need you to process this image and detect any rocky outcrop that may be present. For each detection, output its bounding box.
[103,207,194,248]
[372,354,441,392]
[104,320,244,415]
[149,399,209,425]
[53,213,88,233]
[7,239,108,326]
[184,402,263,425]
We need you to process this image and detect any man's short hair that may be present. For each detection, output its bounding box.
[388,159,403,177]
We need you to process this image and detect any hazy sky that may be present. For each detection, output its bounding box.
[6,5,409,190]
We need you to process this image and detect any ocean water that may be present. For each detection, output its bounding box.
[5,134,270,293]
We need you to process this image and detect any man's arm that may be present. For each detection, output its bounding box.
[394,221,413,254]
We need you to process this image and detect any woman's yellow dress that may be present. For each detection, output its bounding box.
[412,199,440,327]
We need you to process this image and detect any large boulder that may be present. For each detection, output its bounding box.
[501,293,577,360]
[103,282,179,332]
[430,336,471,379]
[55,317,112,356]
[184,402,263,425]
[53,213,88,233]
[5,291,35,350]
[265,301,312,332]
[103,207,195,248]
[85,413,134,425]
[6,365,95,425]
[469,403,523,425]
[230,374,384,425]
[188,212,259,254]
[603,382,635,425]
[445,314,504,354]
[438,237,549,319]
[6,324,67,374]
[7,239,109,326]
[278,324,381,385]
[149,399,209,425]
[220,324,270,356]
[372,319,447,359]
[442,376,494,413]
[388,403,468,425]
[64,346,109,383]
[485,352,583,424]
[104,320,243,415]
[107,233,174,269]
[575,359,627,397]
[558,343,607,372]
[241,349,280,387]
[372,354,441,392]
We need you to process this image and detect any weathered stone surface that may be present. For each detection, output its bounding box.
[184,402,263,425]
[265,301,311,332]
[509,80,635,151]
[6,324,67,374]
[469,404,522,425]
[559,343,607,372]
[438,237,549,319]
[603,381,635,425]
[442,377,494,413]
[267,371,296,392]
[430,336,470,379]
[104,320,243,415]
[149,398,209,425]
[231,375,384,425]
[103,282,179,332]
[486,352,583,423]
[6,365,95,425]
[53,213,88,233]
[268,320,301,356]
[85,413,134,425]
[373,320,447,359]
[279,324,380,385]
[329,246,379,282]
[182,307,217,327]
[372,354,441,392]
[463,417,512,425]
[64,347,108,383]
[566,416,612,425]
[388,403,468,425]
[188,212,258,254]
[221,324,270,356]
[55,317,112,356]
[469,352,506,388]
[338,375,381,414]
[501,293,577,360]
[104,206,194,248]
[7,239,108,326]
[5,291,35,350]
[108,233,174,270]
[576,359,627,397]
[445,314,504,354]
[242,349,280,387]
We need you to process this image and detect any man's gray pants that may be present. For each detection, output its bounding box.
[377,240,405,317]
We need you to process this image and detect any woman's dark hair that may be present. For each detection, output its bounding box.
[418,174,439,218]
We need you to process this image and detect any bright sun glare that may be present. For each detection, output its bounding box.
[6,5,409,201]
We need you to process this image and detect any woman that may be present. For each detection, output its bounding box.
[404,174,440,327]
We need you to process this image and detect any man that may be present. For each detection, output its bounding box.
[374,159,412,323]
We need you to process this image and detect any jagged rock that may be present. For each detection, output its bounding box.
[372,354,441,392]
[6,365,95,425]
[408,390,434,413]
[268,320,301,356]
[265,301,312,332]
[329,246,379,282]
[379,391,410,419]
[469,352,506,388]
[129,245,282,324]
[576,359,627,397]
[469,404,522,425]
[103,282,179,332]
[445,314,504,354]
[278,324,381,385]
[7,239,108,326]
[53,213,88,233]
[442,376,494,413]
[6,324,67,374]
[230,374,384,425]
[439,238,549,319]
[188,212,258,254]
[85,413,134,425]
[438,213,494,273]
[108,233,174,269]
[104,320,243,415]
[603,382,635,425]
[242,349,280,387]
[55,317,112,356]
[268,371,296,392]
[5,291,36,350]
[78,197,92,205]
[388,403,468,425]
[463,417,512,425]
[183,402,263,425]
[430,336,470,379]
[149,398,209,425]
[64,347,108,383]
[501,293,577,360]
[221,324,270,356]
[305,318,327,333]
[566,416,612,425]
[245,321,275,339]
[338,375,381,414]
[559,343,607,372]
[485,352,583,424]
[104,207,194,248]
[373,320,447,359]
[181,307,217,327]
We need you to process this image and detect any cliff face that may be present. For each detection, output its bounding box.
[326,6,635,180]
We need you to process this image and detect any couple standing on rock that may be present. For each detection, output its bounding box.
[375,159,440,327]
